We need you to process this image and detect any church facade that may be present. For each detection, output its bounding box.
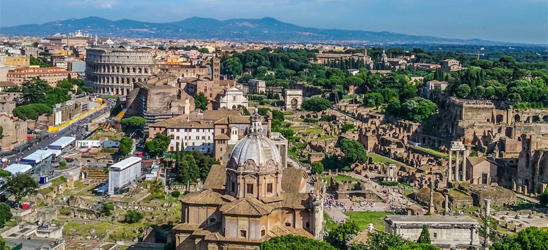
[172,113,325,250]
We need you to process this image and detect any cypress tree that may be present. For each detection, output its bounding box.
[417,225,431,244]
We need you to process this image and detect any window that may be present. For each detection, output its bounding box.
[209,217,216,223]
[231,182,235,192]
[306,222,310,228]
[247,184,253,194]
[240,230,247,238]
[433,232,437,238]
[261,230,266,236]
[285,222,291,227]
[267,183,273,193]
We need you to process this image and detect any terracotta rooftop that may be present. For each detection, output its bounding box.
[467,156,487,166]
[0,81,16,87]
[202,164,226,190]
[180,189,224,206]
[281,168,308,193]
[214,134,230,140]
[219,197,273,216]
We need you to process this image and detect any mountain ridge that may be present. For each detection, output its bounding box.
[0,16,536,46]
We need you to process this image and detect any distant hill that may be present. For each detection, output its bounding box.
[0,16,530,46]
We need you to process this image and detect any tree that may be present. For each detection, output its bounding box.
[400,97,438,123]
[0,235,5,250]
[340,139,368,164]
[302,98,332,112]
[5,173,39,202]
[198,48,209,53]
[145,133,171,158]
[327,220,359,249]
[222,57,243,77]
[455,84,471,98]
[58,159,67,168]
[311,162,324,175]
[261,235,336,250]
[352,231,440,250]
[12,104,53,120]
[0,203,13,228]
[124,209,144,223]
[341,124,356,133]
[121,117,146,137]
[119,137,133,156]
[100,201,114,216]
[0,170,11,179]
[492,227,548,250]
[187,150,218,181]
[364,93,384,107]
[417,225,431,244]
[539,188,548,206]
[184,154,200,183]
[194,92,208,110]
[170,190,181,198]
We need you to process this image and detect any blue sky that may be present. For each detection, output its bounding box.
[1,0,547,44]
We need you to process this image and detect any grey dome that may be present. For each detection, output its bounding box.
[230,134,282,167]
[229,112,281,167]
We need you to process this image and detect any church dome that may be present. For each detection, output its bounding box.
[229,113,281,168]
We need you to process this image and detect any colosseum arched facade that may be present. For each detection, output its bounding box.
[85,48,154,96]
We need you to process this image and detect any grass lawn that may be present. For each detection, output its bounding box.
[51,176,67,186]
[369,153,401,166]
[333,175,361,183]
[466,206,482,213]
[345,211,395,231]
[403,189,415,197]
[324,213,336,231]
[408,145,448,158]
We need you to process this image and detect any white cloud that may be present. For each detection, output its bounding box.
[68,0,118,9]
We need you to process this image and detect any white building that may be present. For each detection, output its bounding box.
[385,215,480,250]
[218,86,248,110]
[76,140,101,148]
[167,120,215,154]
[108,157,142,195]
[48,136,76,152]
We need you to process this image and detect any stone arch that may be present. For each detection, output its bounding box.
[533,115,540,123]
[543,115,548,123]
[496,114,503,124]
[291,98,298,109]
[514,114,521,123]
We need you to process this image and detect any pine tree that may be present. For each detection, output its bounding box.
[417,225,431,244]
[181,154,199,183]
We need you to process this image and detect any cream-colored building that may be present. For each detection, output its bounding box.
[0,113,28,152]
[173,113,325,250]
[385,215,481,250]
[217,86,248,110]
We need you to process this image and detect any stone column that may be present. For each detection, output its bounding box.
[448,150,453,183]
[444,194,449,216]
[455,151,460,182]
[484,199,491,246]
[429,182,435,214]
[462,149,467,182]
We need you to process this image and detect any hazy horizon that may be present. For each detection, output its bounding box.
[1,0,547,44]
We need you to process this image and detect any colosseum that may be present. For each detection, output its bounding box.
[85,48,154,95]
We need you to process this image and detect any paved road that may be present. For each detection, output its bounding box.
[7,99,115,164]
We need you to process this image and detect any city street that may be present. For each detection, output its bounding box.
[5,99,115,164]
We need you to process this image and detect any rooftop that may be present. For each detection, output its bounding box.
[4,164,32,175]
[109,157,142,171]
[48,136,76,149]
